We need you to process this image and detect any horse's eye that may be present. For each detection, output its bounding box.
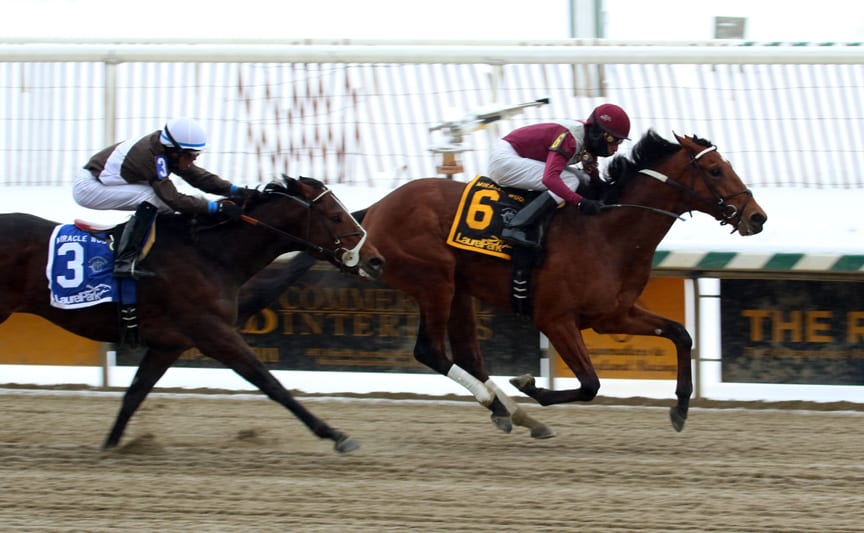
[709,167,723,178]
[330,215,342,223]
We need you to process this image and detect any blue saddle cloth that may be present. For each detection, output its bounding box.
[45,224,134,309]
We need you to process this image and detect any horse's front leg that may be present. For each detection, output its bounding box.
[447,292,554,439]
[590,305,693,432]
[510,318,601,406]
[196,326,359,453]
[104,347,179,449]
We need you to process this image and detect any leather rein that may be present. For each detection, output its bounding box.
[220,187,366,269]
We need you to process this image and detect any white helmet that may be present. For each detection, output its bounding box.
[159,117,207,151]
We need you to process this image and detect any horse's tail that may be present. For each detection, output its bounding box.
[352,208,368,224]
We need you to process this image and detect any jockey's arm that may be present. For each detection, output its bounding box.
[150,177,211,214]
[541,151,583,204]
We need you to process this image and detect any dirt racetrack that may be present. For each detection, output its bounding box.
[1,389,863,533]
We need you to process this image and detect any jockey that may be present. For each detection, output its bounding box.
[73,117,249,278]
[487,103,630,247]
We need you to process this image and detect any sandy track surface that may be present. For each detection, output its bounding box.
[1,390,863,532]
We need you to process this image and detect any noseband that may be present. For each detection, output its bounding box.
[638,144,753,231]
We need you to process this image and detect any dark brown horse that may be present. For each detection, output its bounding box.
[244,130,766,438]
[0,176,384,453]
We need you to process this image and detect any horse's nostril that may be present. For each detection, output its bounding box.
[751,212,767,225]
[369,257,385,269]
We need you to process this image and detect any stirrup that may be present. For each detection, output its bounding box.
[502,227,541,248]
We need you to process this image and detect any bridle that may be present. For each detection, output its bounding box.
[635,143,753,231]
[234,186,367,269]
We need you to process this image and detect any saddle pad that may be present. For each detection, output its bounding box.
[446,175,528,260]
[45,224,122,309]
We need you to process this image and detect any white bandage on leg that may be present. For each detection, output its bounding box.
[446,365,493,405]
[484,379,519,414]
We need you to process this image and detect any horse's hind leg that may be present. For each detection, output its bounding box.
[104,347,179,449]
[199,329,358,453]
[447,292,554,439]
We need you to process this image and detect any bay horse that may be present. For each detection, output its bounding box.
[0,176,384,453]
[243,130,766,438]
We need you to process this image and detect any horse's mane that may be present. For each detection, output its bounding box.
[602,129,713,203]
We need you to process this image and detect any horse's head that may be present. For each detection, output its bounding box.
[607,130,767,236]
[672,133,766,235]
[243,176,384,279]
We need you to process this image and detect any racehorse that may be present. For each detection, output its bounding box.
[242,130,767,438]
[0,176,384,453]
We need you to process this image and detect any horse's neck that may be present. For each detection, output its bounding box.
[193,224,292,283]
[599,174,681,259]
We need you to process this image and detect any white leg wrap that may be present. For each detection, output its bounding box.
[484,379,519,414]
[446,365,493,405]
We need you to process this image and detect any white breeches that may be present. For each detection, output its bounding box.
[73,168,173,213]
[487,139,589,203]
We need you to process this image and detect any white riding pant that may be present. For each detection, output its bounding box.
[487,139,589,204]
[73,168,173,213]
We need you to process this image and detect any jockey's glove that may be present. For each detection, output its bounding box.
[229,185,256,203]
[578,198,606,215]
[217,199,244,221]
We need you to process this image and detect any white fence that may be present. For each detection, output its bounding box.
[2,39,863,188]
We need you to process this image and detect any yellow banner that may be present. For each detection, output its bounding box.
[0,313,102,365]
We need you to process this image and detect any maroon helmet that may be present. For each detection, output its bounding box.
[586,103,630,140]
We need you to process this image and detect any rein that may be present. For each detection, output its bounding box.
[238,213,336,258]
[204,186,366,268]
[602,203,684,220]
[241,190,366,268]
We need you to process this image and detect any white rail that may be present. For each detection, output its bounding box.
[2,40,863,188]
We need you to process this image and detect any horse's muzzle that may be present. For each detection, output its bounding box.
[359,256,385,280]
[738,209,767,236]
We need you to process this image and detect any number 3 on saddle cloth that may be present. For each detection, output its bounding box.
[446,175,550,316]
[45,223,148,345]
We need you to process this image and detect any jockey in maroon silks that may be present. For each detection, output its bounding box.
[487,103,631,247]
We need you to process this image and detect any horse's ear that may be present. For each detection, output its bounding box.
[673,131,684,144]
[281,174,301,195]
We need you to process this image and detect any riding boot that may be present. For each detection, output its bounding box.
[113,202,158,279]
[501,192,560,247]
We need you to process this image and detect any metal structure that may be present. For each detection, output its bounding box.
[1,39,863,188]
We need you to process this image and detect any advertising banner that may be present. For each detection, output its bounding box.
[721,279,864,385]
[118,263,541,375]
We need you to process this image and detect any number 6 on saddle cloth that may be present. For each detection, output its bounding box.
[446,175,552,315]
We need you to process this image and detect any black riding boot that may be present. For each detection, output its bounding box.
[501,192,560,247]
[113,202,158,279]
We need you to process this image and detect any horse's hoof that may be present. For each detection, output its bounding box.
[509,374,536,394]
[334,436,360,453]
[530,424,556,439]
[669,407,687,432]
[491,414,513,434]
